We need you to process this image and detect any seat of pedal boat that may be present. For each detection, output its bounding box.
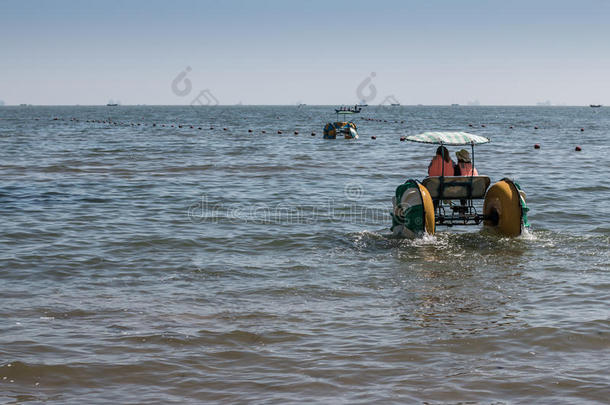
[422,176,491,200]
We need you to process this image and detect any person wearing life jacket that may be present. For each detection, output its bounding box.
[454,149,479,176]
[427,146,455,176]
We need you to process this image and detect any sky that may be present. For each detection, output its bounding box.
[1,0,609,105]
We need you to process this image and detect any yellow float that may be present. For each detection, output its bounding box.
[419,183,435,235]
[483,179,528,237]
[391,180,435,237]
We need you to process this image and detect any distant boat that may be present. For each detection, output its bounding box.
[451,103,459,106]
[390,103,400,106]
[590,104,602,108]
[335,105,362,114]
[106,103,118,106]
[323,121,359,140]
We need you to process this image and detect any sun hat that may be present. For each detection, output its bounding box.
[456,149,471,163]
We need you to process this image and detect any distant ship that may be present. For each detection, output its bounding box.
[390,103,400,106]
[106,99,119,106]
[590,104,602,108]
[335,105,362,113]
[451,103,459,106]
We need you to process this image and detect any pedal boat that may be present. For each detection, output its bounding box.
[391,131,529,238]
[323,107,361,139]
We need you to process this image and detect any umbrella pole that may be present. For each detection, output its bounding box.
[441,142,445,177]
[471,142,475,176]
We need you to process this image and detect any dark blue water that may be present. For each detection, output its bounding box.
[1,106,608,403]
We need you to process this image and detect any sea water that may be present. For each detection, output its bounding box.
[1,106,608,403]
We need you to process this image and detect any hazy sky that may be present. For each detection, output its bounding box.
[1,0,609,105]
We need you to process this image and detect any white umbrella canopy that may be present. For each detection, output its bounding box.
[406,131,490,145]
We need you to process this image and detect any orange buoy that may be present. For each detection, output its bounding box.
[575,146,582,151]
[534,143,540,149]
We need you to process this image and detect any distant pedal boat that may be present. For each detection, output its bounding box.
[323,121,359,139]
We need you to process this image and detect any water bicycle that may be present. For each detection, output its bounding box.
[323,107,360,139]
[391,132,529,238]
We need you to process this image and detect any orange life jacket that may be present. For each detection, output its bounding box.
[458,161,478,176]
[428,155,454,176]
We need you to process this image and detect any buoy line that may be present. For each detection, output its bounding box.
[30,117,588,149]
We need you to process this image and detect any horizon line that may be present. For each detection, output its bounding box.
[0,104,604,107]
